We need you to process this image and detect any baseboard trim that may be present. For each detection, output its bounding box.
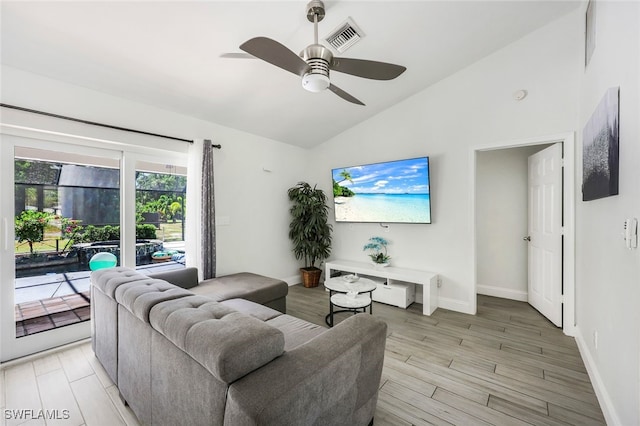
[437,297,472,314]
[477,284,527,302]
[283,275,301,286]
[0,337,91,369]
[574,326,620,425]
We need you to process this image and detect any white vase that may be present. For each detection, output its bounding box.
[372,261,389,268]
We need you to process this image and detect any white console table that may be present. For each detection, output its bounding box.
[325,259,439,315]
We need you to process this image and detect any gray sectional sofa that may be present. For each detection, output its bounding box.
[91,267,387,426]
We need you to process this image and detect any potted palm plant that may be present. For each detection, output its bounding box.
[288,182,333,287]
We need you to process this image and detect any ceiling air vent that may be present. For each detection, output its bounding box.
[324,18,364,54]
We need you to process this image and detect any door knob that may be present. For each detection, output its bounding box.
[523,236,531,242]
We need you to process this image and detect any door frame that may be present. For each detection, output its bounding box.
[470,132,575,336]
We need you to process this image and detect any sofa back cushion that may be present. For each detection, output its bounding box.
[150,296,285,383]
[92,267,152,298]
[114,278,192,323]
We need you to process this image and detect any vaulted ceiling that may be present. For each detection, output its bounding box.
[1,1,581,148]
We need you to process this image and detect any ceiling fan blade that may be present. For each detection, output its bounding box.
[239,37,309,76]
[328,84,365,106]
[220,52,256,59]
[332,58,406,80]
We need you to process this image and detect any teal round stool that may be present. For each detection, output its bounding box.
[89,252,117,271]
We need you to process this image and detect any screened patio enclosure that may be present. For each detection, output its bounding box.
[14,150,187,337]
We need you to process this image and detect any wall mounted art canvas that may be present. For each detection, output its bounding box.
[582,87,619,201]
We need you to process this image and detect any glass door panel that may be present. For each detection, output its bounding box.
[134,160,187,275]
[13,147,121,338]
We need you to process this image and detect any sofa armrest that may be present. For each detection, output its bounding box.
[147,267,199,289]
[224,314,387,426]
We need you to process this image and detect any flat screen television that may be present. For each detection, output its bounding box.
[331,156,431,224]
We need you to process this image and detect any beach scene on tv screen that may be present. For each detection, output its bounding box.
[332,157,431,223]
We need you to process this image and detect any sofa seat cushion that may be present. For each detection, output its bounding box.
[266,315,326,351]
[149,296,285,383]
[114,278,192,323]
[220,299,283,322]
[192,272,288,305]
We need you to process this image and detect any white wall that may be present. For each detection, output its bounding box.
[0,65,308,283]
[310,10,582,314]
[574,2,640,425]
[476,145,545,301]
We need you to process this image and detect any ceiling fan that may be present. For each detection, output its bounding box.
[235,0,407,106]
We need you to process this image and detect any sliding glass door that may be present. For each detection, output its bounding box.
[1,135,188,362]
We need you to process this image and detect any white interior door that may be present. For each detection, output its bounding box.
[527,143,563,326]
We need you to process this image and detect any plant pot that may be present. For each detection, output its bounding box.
[301,267,322,288]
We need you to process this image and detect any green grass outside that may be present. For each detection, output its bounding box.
[14,221,185,254]
[158,221,185,242]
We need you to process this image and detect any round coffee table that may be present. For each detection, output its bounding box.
[324,276,376,327]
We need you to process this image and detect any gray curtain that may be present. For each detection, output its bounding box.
[201,140,216,279]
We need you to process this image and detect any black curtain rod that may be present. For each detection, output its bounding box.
[0,103,221,149]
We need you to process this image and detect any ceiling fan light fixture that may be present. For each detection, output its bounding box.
[235,0,405,105]
[301,44,332,93]
[302,71,330,92]
[302,51,333,93]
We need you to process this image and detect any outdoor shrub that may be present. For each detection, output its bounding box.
[137,194,184,222]
[60,217,83,253]
[60,217,82,239]
[136,224,157,239]
[15,210,52,254]
[75,224,157,242]
[101,225,119,241]
[79,225,102,243]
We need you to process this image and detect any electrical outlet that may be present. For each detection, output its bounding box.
[593,331,598,350]
[437,277,442,288]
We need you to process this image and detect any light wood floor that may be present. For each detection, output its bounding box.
[1,340,138,426]
[1,286,605,426]
[287,285,605,426]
